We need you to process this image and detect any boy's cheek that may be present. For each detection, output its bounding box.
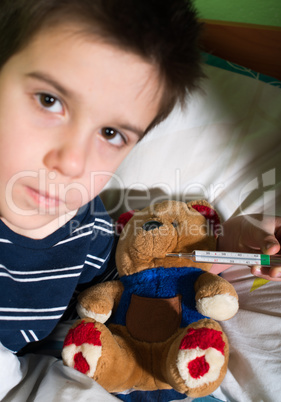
[64,186,91,211]
[63,173,112,210]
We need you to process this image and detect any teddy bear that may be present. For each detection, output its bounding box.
[62,200,239,398]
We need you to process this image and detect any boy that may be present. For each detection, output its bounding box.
[0,0,280,399]
[0,0,203,356]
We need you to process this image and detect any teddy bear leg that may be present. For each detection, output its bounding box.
[166,319,228,398]
[62,319,143,392]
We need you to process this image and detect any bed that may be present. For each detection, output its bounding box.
[2,20,281,402]
[200,19,281,81]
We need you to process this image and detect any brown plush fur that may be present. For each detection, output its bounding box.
[62,200,238,397]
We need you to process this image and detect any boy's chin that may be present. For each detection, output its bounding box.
[1,210,78,239]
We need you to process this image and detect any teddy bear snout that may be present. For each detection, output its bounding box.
[142,220,163,231]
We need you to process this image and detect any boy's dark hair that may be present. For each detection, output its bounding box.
[0,0,203,129]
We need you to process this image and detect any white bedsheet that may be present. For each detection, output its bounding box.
[1,338,119,401]
[213,266,281,402]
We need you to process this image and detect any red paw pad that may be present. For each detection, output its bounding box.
[179,327,225,355]
[188,355,210,379]
[64,320,102,347]
[74,352,90,374]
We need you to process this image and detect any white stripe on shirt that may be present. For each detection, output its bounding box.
[0,264,84,276]
[73,224,94,233]
[94,225,115,234]
[84,260,101,269]
[29,330,39,341]
[21,330,30,343]
[53,218,114,247]
[0,272,81,283]
[86,254,105,262]
[0,238,12,244]
[0,314,63,321]
[72,219,113,234]
[54,231,93,246]
[0,306,66,313]
[95,218,113,227]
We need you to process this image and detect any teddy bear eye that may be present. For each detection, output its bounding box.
[172,221,178,228]
[142,220,163,231]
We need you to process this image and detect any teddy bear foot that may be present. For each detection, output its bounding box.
[62,320,145,391]
[175,326,227,395]
[62,320,102,378]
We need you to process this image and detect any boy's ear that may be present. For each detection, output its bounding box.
[187,200,221,237]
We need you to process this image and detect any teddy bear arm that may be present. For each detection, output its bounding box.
[77,281,124,323]
[194,272,239,321]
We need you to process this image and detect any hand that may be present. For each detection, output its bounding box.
[213,214,281,281]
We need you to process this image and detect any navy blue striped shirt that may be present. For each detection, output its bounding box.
[0,196,114,352]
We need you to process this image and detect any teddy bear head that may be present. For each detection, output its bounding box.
[116,200,221,276]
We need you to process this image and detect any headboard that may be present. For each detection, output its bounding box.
[200,19,281,80]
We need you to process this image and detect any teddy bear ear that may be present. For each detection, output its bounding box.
[116,210,136,234]
[187,200,221,237]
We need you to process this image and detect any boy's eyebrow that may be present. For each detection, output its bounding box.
[25,71,145,139]
[25,71,73,98]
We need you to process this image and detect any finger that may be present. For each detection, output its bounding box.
[261,234,280,255]
[263,216,281,253]
[238,215,281,252]
[251,265,281,282]
[269,266,281,279]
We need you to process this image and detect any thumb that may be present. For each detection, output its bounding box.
[260,234,280,255]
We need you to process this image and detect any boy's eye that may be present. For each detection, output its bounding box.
[100,127,126,146]
[36,93,63,113]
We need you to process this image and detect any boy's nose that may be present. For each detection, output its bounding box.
[43,143,87,178]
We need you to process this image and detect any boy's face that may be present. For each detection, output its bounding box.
[0,24,162,235]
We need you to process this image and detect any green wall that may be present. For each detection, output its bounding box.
[194,0,281,27]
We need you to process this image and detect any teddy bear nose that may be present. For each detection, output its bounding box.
[142,220,163,231]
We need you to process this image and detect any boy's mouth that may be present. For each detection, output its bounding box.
[26,186,62,210]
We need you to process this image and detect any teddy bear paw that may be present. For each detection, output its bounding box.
[176,327,225,390]
[196,294,238,320]
[62,320,102,377]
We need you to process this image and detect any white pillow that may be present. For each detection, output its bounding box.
[101,63,281,221]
